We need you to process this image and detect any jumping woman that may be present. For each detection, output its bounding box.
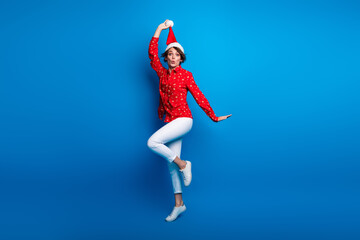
[147,20,232,222]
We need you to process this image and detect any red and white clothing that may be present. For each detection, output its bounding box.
[148,37,219,123]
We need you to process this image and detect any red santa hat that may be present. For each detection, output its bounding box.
[165,27,185,54]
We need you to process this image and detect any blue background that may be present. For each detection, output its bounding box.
[1,0,359,239]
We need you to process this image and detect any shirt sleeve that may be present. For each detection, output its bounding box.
[148,37,166,77]
[186,73,219,122]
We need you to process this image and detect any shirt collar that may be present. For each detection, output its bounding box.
[168,65,183,74]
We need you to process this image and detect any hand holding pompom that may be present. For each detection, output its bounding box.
[165,20,174,27]
[158,19,173,30]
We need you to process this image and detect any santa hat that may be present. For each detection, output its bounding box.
[165,27,185,54]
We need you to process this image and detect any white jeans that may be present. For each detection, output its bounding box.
[147,117,193,194]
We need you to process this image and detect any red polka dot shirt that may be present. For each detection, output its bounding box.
[149,37,219,123]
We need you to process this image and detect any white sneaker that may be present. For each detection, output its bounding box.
[179,161,192,186]
[165,204,186,222]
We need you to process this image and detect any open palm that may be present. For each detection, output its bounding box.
[218,114,232,122]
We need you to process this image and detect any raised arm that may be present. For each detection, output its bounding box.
[153,20,170,38]
[148,21,170,76]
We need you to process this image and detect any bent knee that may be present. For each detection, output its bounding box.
[147,137,159,149]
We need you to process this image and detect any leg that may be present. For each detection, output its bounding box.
[147,118,193,169]
[174,194,184,207]
[167,138,184,207]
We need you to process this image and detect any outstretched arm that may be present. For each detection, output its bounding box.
[187,73,232,122]
[186,73,218,122]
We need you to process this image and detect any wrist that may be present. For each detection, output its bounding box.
[154,28,162,38]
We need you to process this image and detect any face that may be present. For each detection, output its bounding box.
[165,48,182,69]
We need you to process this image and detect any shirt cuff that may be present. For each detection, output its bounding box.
[212,116,219,122]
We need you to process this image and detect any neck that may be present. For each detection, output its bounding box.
[168,65,179,73]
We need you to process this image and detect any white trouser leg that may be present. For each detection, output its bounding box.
[147,117,193,163]
[167,138,183,194]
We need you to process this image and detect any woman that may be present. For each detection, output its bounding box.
[147,20,232,222]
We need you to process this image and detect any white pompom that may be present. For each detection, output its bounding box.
[165,20,174,27]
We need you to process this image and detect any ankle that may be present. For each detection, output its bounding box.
[179,161,187,170]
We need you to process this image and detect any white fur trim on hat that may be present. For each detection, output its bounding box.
[165,42,185,54]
